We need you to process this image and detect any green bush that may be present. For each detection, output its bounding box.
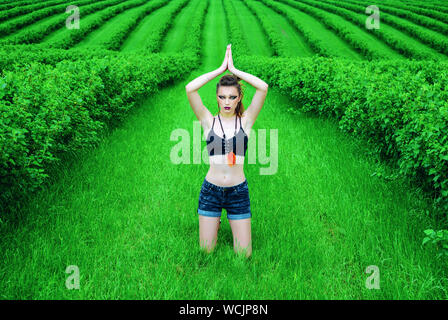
[237,55,448,214]
[0,50,197,212]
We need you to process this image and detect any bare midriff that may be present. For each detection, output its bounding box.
[205,155,245,187]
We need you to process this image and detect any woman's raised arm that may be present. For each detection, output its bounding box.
[185,45,231,123]
[227,45,268,127]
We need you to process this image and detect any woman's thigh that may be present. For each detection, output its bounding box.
[199,215,220,251]
[229,218,252,256]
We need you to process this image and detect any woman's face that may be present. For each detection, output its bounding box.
[217,86,240,115]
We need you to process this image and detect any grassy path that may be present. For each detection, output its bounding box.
[160,0,200,53]
[244,0,314,57]
[0,0,124,45]
[279,0,403,59]
[0,0,447,300]
[230,0,273,56]
[320,0,448,60]
[264,0,362,59]
[120,0,187,52]
[74,1,152,49]
[40,0,130,45]
[0,0,66,25]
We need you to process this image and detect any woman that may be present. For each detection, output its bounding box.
[185,44,268,258]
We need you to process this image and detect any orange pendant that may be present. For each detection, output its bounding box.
[227,151,236,167]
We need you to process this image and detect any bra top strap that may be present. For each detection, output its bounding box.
[217,114,238,139]
[212,117,215,129]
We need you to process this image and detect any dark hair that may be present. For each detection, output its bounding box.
[216,74,245,117]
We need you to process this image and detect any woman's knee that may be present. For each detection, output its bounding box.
[199,237,217,253]
[233,238,252,258]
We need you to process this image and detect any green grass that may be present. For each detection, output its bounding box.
[0,7,66,42]
[0,0,123,45]
[1,0,448,299]
[263,0,362,59]
[319,0,448,60]
[74,1,152,49]
[40,0,129,45]
[230,0,274,56]
[280,0,404,59]
[160,0,201,53]
[118,2,168,52]
[246,0,314,57]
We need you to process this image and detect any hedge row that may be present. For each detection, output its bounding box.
[382,0,448,16]
[277,0,384,60]
[322,0,448,56]
[43,0,148,49]
[0,45,126,72]
[0,0,64,23]
[142,0,189,53]
[236,55,448,213]
[241,0,289,57]
[222,0,250,58]
[120,0,208,59]
[102,0,168,51]
[259,0,333,58]
[0,0,100,38]
[0,50,198,212]
[288,0,440,60]
[0,0,45,12]
[179,0,209,56]
[361,0,448,36]
[0,0,126,46]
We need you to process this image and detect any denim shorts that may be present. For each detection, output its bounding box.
[197,178,251,220]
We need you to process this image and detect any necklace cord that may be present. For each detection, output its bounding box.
[217,114,238,154]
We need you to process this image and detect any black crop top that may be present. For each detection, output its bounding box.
[206,115,248,157]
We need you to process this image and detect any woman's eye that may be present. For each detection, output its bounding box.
[219,96,237,99]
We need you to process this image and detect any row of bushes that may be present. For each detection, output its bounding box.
[323,0,448,56]
[241,0,289,57]
[142,0,190,53]
[102,0,169,51]
[0,0,126,46]
[0,49,198,213]
[259,0,333,58]
[0,0,63,23]
[236,55,448,214]
[0,0,208,213]
[284,0,441,60]
[222,0,250,57]
[0,45,125,71]
[377,7,448,55]
[365,0,448,36]
[44,0,148,49]
[0,0,99,38]
[178,0,209,57]
[361,0,448,30]
[276,0,384,60]
[0,0,45,12]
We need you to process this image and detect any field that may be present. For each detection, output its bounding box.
[1,0,448,300]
